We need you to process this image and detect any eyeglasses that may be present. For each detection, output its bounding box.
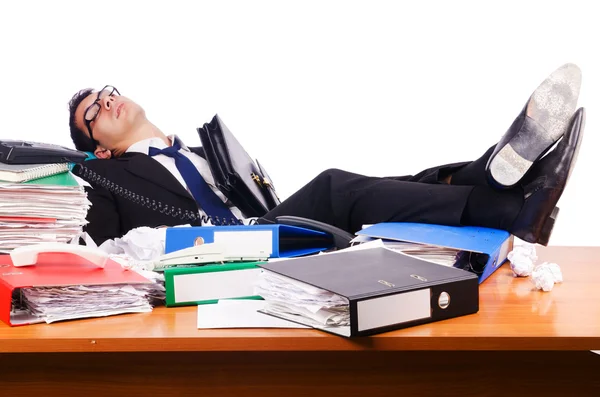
[83,85,120,145]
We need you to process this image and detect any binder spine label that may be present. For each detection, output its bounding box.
[214,230,273,257]
[356,288,431,332]
[172,268,261,304]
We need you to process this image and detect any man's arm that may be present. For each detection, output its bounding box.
[83,184,121,246]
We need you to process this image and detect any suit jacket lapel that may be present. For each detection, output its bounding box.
[121,153,196,202]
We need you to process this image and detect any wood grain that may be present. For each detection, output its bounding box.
[1,246,599,352]
[1,351,599,396]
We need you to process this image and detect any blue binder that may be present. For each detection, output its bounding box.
[165,224,333,258]
[356,223,514,283]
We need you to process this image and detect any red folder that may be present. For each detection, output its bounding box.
[0,252,151,326]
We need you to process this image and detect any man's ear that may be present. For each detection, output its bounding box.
[94,146,112,160]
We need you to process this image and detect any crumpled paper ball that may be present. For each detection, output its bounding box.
[531,262,563,292]
[508,243,538,277]
[98,226,168,261]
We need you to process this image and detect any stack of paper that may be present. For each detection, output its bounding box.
[255,269,350,327]
[350,236,460,267]
[382,241,461,267]
[0,173,89,252]
[18,283,160,324]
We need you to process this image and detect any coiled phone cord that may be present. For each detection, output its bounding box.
[72,163,254,226]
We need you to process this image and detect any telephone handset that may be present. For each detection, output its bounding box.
[10,242,109,268]
[255,215,355,251]
[274,216,354,250]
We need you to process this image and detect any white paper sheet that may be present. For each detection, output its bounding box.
[196,299,308,329]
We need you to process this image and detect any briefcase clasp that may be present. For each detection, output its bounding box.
[251,172,263,186]
[251,172,273,188]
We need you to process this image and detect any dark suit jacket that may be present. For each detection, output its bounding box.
[78,147,209,245]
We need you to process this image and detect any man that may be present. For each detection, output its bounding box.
[68,64,585,247]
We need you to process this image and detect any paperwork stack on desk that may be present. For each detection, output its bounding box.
[18,283,157,324]
[356,223,514,283]
[255,247,479,337]
[0,172,90,252]
[0,252,156,326]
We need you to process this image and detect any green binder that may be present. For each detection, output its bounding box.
[164,261,265,307]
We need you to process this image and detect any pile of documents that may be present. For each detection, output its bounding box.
[2,251,165,326]
[0,177,89,252]
[255,269,350,327]
[378,240,461,267]
[16,283,163,324]
[351,235,460,267]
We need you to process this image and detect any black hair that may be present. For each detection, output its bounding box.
[68,88,96,152]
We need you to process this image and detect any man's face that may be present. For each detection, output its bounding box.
[75,87,145,150]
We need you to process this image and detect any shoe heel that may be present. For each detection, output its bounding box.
[537,206,560,246]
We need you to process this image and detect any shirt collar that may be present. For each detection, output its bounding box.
[126,134,190,155]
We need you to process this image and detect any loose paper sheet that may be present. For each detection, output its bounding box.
[197,299,308,329]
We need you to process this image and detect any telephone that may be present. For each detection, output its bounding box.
[0,140,88,164]
[0,140,355,249]
[152,241,272,271]
[153,243,226,270]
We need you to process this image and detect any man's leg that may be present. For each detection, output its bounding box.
[263,168,522,234]
[386,145,496,186]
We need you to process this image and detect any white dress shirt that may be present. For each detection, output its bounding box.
[126,135,247,225]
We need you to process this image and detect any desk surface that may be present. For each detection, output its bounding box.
[1,246,598,353]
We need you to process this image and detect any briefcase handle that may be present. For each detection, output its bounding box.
[10,243,109,268]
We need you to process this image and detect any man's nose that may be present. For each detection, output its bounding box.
[101,95,116,110]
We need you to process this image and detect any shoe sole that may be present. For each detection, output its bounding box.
[489,63,582,187]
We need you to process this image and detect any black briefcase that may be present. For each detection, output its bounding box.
[198,114,281,218]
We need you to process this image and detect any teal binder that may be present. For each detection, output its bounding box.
[356,223,514,284]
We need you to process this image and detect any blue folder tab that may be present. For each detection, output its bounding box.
[165,224,333,258]
[357,223,514,283]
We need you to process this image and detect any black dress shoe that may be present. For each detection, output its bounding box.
[486,63,581,189]
[510,107,585,245]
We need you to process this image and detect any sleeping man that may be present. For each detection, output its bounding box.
[67,64,585,247]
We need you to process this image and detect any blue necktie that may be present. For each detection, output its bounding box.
[149,141,237,224]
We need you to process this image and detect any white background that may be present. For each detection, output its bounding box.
[0,0,597,246]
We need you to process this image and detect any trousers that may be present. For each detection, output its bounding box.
[262,145,519,234]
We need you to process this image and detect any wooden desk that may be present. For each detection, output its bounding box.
[1,246,599,395]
